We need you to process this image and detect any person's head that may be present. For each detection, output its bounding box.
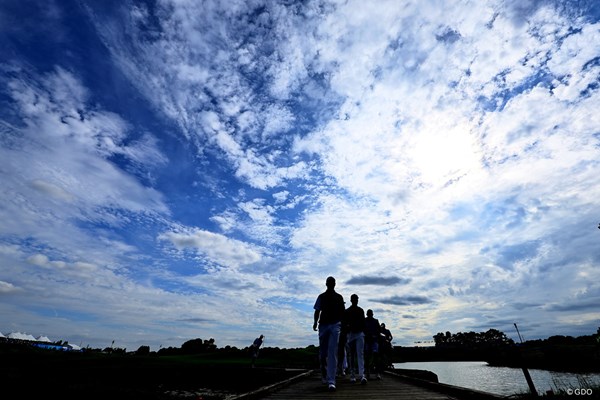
[367,309,373,317]
[381,323,386,328]
[325,276,336,289]
[350,293,359,305]
[260,335,264,339]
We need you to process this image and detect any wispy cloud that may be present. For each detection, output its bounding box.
[158,228,262,268]
[0,280,19,294]
[374,295,434,306]
[347,275,411,286]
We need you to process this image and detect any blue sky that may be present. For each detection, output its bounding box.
[1,0,599,351]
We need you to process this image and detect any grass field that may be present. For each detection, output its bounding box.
[2,343,318,399]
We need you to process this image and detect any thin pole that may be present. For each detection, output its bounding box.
[514,323,538,397]
[514,323,524,343]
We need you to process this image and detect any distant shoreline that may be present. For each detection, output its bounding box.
[393,343,600,374]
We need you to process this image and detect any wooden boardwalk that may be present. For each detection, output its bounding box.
[234,370,505,400]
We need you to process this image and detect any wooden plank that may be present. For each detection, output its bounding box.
[228,369,314,400]
[254,371,461,400]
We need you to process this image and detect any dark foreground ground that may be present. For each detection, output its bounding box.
[6,340,598,399]
[3,347,306,399]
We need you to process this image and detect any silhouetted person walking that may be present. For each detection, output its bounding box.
[344,293,367,384]
[365,309,383,379]
[313,276,345,391]
[250,334,264,367]
[380,323,393,368]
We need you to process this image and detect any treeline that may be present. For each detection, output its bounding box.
[1,336,319,370]
[487,329,600,372]
[433,328,514,348]
[394,328,516,363]
[136,338,319,368]
[153,337,218,356]
[1,333,317,368]
[393,328,600,372]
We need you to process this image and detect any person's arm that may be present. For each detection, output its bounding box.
[313,310,320,331]
[379,322,385,339]
[342,308,349,331]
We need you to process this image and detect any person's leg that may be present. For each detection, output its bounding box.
[372,341,382,379]
[318,326,329,383]
[337,334,346,376]
[346,334,357,381]
[364,340,370,377]
[356,333,366,380]
[344,339,351,375]
[326,323,340,386]
[380,343,388,371]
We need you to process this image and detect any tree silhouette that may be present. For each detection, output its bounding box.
[136,345,150,355]
[181,338,217,354]
[433,329,514,348]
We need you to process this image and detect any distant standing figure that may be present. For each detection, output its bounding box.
[344,293,367,384]
[313,276,345,392]
[250,334,264,367]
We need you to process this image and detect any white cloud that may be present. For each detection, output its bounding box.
[159,228,262,268]
[239,199,274,224]
[2,67,169,215]
[262,104,295,138]
[0,280,19,294]
[27,254,50,267]
[272,190,289,203]
[88,0,318,191]
[29,179,75,202]
[210,211,239,233]
[287,0,600,344]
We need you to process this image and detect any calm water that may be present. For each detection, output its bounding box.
[393,361,600,396]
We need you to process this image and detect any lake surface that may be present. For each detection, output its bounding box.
[393,361,600,396]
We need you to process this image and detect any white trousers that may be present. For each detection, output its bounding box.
[347,331,365,379]
[318,322,341,385]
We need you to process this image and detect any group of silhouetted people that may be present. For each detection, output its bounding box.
[313,276,393,391]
